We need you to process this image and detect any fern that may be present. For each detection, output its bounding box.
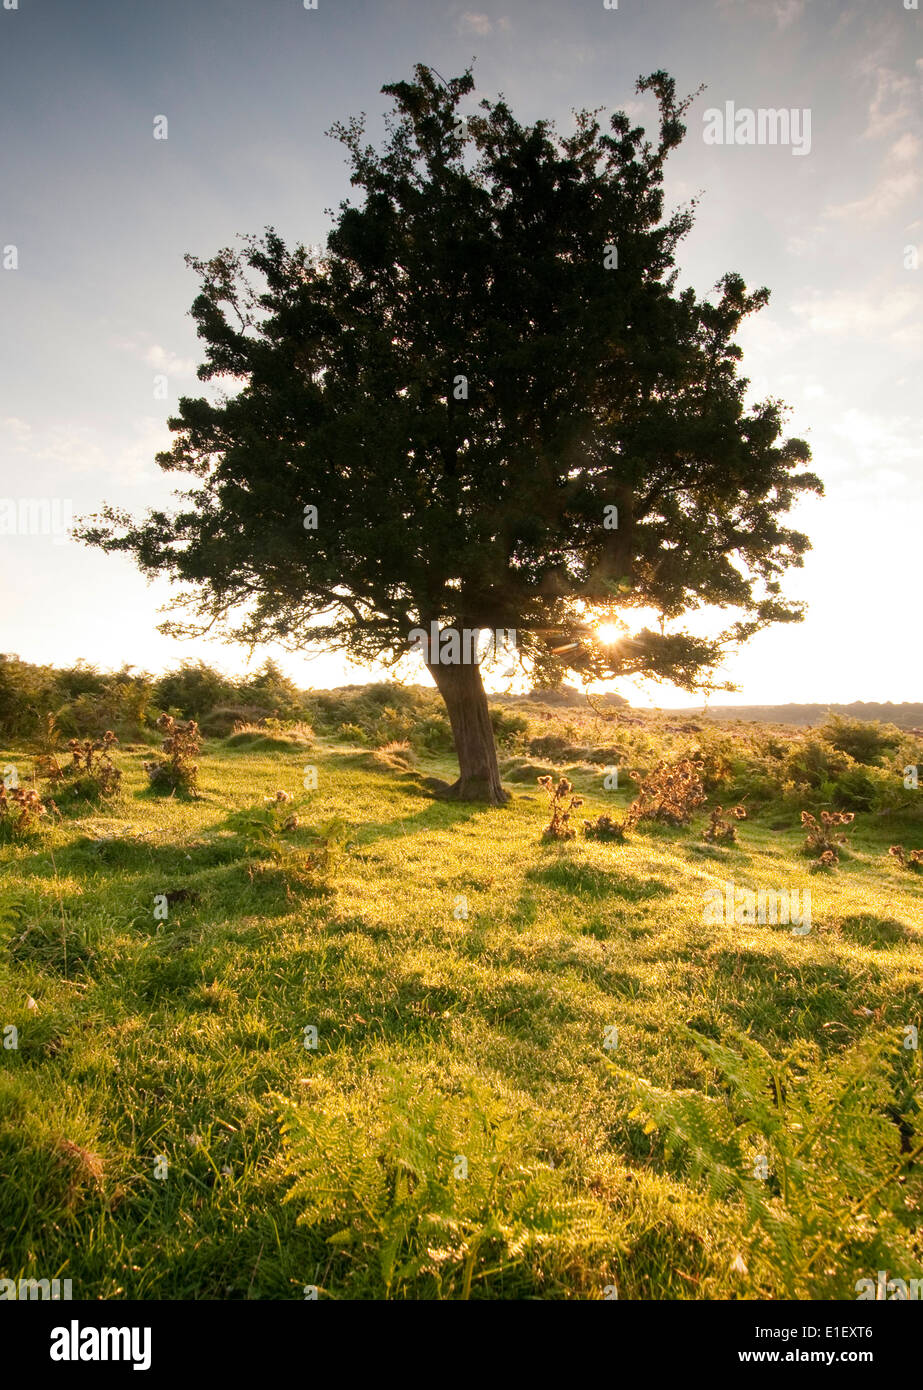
[277,1063,615,1299]
[612,1027,923,1297]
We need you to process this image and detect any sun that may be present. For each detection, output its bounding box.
[594,623,621,645]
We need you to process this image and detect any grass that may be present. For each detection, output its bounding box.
[1,731,921,1300]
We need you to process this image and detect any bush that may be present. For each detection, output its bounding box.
[527,733,572,761]
[489,707,529,747]
[55,674,153,740]
[236,660,307,718]
[199,705,271,738]
[153,662,238,721]
[784,736,851,792]
[820,714,902,767]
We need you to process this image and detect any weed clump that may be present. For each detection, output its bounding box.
[582,813,628,843]
[144,714,201,795]
[801,809,854,866]
[626,758,706,828]
[43,732,122,802]
[0,784,55,838]
[703,804,748,845]
[230,800,352,896]
[538,775,584,840]
[888,845,923,872]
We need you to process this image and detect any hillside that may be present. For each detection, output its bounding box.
[1,712,921,1299]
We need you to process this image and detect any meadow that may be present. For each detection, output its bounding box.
[1,695,921,1300]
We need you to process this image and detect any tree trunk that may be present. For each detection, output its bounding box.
[427,659,510,805]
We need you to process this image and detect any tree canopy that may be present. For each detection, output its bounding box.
[79,64,822,801]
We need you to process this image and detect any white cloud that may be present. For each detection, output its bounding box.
[830,407,923,478]
[114,334,197,378]
[825,168,919,223]
[716,0,804,29]
[0,417,32,445]
[459,12,493,36]
[862,66,916,141]
[824,128,920,223]
[143,344,197,376]
[0,415,171,484]
[790,287,921,344]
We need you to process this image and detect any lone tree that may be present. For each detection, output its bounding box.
[80,66,821,804]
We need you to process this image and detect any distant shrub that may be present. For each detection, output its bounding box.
[153,662,238,721]
[829,765,881,813]
[685,734,736,793]
[337,721,369,745]
[199,705,271,738]
[235,659,306,719]
[627,758,706,828]
[144,714,201,795]
[784,736,851,793]
[582,745,624,766]
[528,733,572,761]
[538,775,584,840]
[820,714,902,767]
[411,714,454,755]
[489,707,529,747]
[318,685,453,754]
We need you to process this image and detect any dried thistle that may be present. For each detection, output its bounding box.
[801,809,854,864]
[704,804,748,845]
[889,845,923,872]
[145,715,201,794]
[626,758,706,828]
[538,775,584,840]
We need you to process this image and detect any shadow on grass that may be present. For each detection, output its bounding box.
[526,859,671,902]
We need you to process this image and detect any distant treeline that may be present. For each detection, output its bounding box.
[1,654,918,742]
[685,703,923,730]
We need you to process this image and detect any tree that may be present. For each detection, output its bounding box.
[79,65,821,804]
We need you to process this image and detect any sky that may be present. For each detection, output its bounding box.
[0,0,920,708]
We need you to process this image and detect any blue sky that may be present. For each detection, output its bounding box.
[1,0,920,705]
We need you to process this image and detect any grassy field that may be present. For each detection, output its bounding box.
[1,727,922,1300]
